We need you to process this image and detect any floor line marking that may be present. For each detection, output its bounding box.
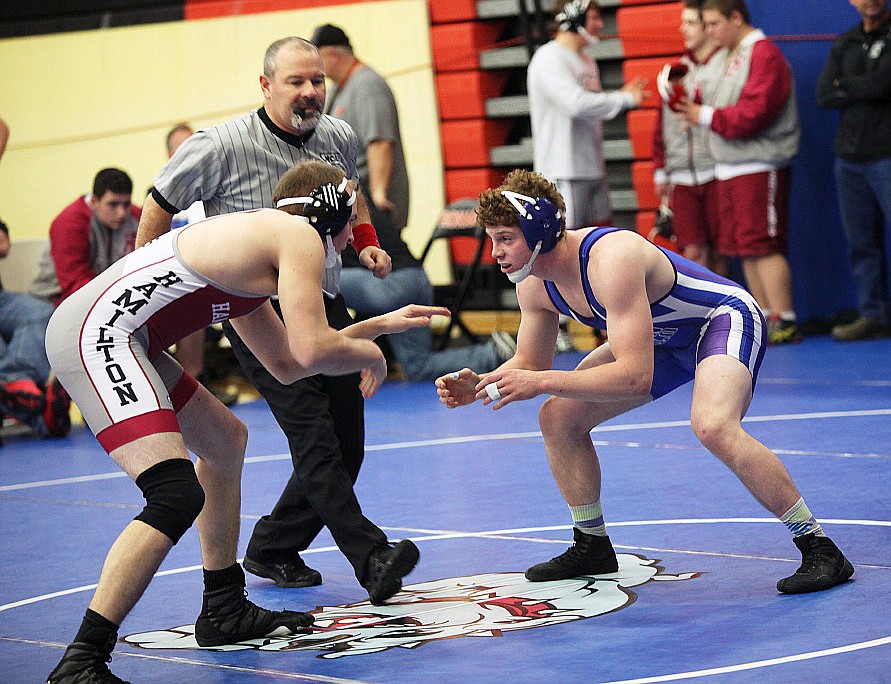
[4,518,886,614]
[3,407,889,493]
[596,637,891,684]
[376,524,891,568]
[0,637,373,683]
[0,471,128,492]
[6,520,888,681]
[760,377,891,387]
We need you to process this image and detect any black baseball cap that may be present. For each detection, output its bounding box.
[311,24,351,48]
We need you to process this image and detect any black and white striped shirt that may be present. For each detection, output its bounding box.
[152,107,360,294]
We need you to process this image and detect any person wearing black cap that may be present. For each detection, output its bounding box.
[312,24,517,381]
[311,23,409,233]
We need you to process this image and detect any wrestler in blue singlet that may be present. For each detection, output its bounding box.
[543,227,767,398]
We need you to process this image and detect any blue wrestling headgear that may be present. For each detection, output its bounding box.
[501,190,564,283]
[276,177,356,268]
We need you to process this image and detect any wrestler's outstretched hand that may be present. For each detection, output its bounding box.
[377,305,451,335]
[435,368,480,408]
[474,368,540,409]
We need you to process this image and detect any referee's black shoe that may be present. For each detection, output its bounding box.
[777,533,854,594]
[47,633,130,683]
[243,555,322,588]
[525,528,619,581]
[194,585,314,647]
[363,540,420,605]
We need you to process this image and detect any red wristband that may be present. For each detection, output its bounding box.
[352,222,380,253]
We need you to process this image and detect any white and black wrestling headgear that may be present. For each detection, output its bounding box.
[555,0,599,44]
[276,177,356,268]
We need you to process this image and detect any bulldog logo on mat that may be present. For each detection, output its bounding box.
[123,554,700,659]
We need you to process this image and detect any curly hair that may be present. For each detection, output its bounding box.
[476,169,566,231]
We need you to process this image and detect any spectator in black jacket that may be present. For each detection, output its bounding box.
[817,0,891,341]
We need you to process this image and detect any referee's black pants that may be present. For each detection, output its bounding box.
[223,293,387,584]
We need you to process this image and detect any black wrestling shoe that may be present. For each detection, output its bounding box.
[776,533,854,594]
[47,634,130,683]
[525,528,619,581]
[363,540,420,605]
[194,586,314,647]
[243,555,322,588]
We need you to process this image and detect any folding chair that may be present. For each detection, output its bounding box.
[419,198,490,349]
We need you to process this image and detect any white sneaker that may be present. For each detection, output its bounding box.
[489,330,517,363]
[555,323,577,353]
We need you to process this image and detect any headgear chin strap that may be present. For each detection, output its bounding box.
[501,190,563,283]
[577,28,599,45]
[506,241,542,283]
[323,235,338,268]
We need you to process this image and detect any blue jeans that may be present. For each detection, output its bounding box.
[339,267,499,382]
[834,157,891,324]
[0,291,55,386]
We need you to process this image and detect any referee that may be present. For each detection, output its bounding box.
[137,36,419,605]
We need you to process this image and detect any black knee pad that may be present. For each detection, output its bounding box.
[134,458,205,544]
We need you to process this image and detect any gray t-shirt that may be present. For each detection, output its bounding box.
[326,65,409,230]
[152,108,360,294]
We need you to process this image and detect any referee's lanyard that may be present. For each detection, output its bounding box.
[326,60,363,116]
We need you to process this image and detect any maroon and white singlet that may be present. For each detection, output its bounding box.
[46,227,267,453]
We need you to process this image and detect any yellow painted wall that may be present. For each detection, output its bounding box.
[0,0,448,274]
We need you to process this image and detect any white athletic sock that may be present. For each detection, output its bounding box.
[780,498,825,537]
[570,500,607,536]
